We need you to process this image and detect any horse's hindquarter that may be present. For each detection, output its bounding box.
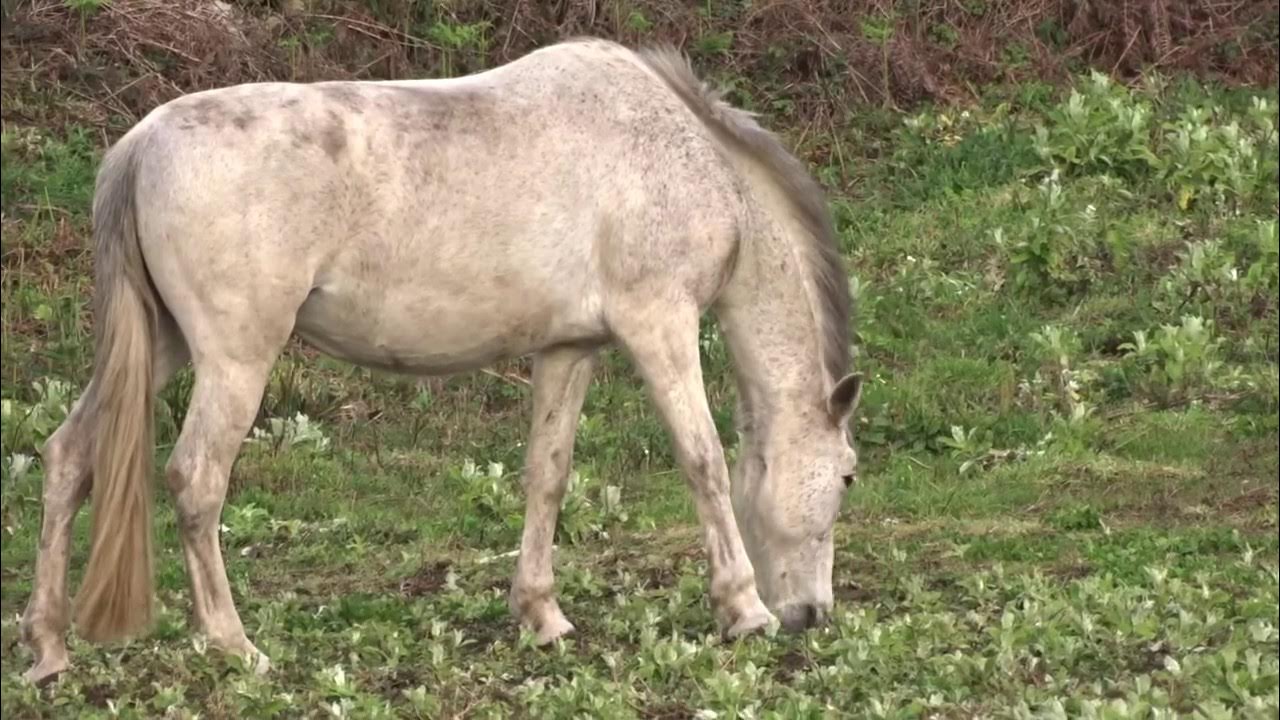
[132,41,744,375]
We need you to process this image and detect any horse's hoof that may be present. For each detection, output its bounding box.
[209,633,272,675]
[533,612,576,646]
[724,606,777,640]
[249,649,272,675]
[235,642,272,675]
[23,656,69,687]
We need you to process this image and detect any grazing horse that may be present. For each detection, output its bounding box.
[20,37,862,684]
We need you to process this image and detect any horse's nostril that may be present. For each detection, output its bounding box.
[814,606,831,626]
[780,603,829,632]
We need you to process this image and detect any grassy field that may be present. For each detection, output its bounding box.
[1,69,1277,718]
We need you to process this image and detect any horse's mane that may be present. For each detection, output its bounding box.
[635,45,853,383]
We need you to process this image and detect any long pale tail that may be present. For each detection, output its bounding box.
[73,131,159,643]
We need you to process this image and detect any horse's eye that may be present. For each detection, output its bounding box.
[842,474,855,489]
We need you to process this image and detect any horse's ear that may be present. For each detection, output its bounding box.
[827,373,862,425]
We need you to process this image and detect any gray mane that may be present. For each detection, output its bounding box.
[634,45,853,383]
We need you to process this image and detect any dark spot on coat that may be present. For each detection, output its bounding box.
[376,345,408,372]
[319,111,347,161]
[686,452,711,483]
[318,83,366,114]
[231,112,256,130]
[186,97,225,127]
[384,85,496,139]
[715,542,733,571]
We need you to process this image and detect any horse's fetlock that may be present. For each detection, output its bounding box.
[510,579,551,607]
[21,602,69,642]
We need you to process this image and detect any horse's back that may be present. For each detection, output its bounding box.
[118,39,748,374]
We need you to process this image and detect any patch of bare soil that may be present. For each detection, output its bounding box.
[640,702,697,720]
[399,559,451,597]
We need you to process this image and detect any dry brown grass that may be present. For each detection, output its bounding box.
[0,0,1275,140]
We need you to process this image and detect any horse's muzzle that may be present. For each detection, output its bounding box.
[778,602,831,632]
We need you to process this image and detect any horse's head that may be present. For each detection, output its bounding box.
[731,372,862,632]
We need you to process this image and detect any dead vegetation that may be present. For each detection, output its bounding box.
[1,0,1275,141]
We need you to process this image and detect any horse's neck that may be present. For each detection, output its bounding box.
[715,226,829,426]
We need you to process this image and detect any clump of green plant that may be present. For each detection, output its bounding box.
[940,424,1054,475]
[901,108,982,148]
[221,501,273,544]
[1156,239,1245,315]
[456,459,522,545]
[0,378,74,456]
[1242,218,1280,295]
[1033,72,1157,182]
[693,30,734,57]
[1031,73,1278,217]
[557,472,628,544]
[999,173,1109,299]
[249,412,331,455]
[1120,316,1229,405]
[452,458,630,547]
[1048,503,1104,531]
[623,9,653,34]
[423,19,491,76]
[1158,98,1278,213]
[1025,325,1096,424]
[860,12,898,110]
[1,452,38,484]
[1151,220,1278,341]
[938,424,992,474]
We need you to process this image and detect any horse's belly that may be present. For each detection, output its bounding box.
[293,282,601,375]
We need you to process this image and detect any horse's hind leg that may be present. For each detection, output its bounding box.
[510,346,597,644]
[164,353,278,673]
[21,317,189,685]
[610,304,776,638]
[20,389,96,685]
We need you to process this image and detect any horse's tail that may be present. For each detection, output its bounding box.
[634,46,852,381]
[74,130,159,643]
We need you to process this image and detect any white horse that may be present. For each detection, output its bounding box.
[20,38,862,684]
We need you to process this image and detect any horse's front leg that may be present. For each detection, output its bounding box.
[613,307,776,638]
[510,347,598,644]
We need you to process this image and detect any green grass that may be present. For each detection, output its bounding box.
[1,73,1278,718]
